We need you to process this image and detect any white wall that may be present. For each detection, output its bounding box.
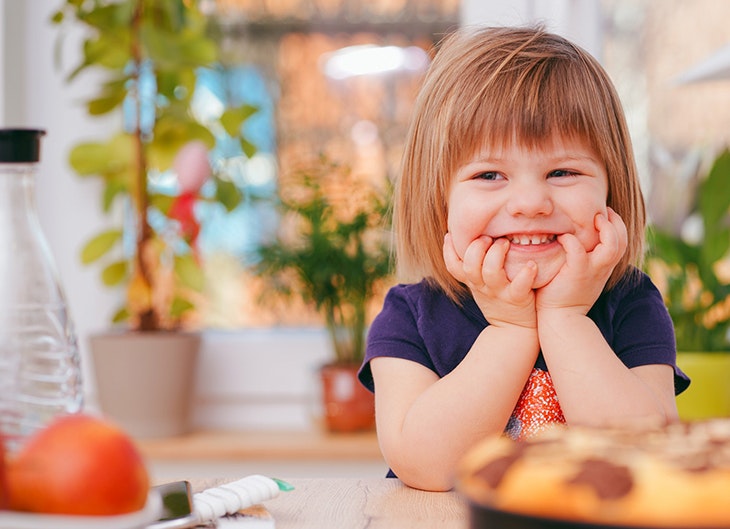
[460,0,602,59]
[2,0,120,404]
[3,0,602,432]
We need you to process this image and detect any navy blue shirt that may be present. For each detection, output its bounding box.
[359,270,689,394]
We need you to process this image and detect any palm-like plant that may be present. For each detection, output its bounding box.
[645,149,730,351]
[255,157,393,365]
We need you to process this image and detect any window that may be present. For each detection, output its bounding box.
[191,0,459,328]
[600,0,730,235]
[187,0,730,329]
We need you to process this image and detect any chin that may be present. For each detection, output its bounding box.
[505,255,565,289]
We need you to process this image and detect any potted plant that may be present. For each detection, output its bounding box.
[52,0,256,437]
[645,148,730,420]
[254,156,393,432]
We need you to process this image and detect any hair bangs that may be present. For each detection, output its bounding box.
[450,45,614,167]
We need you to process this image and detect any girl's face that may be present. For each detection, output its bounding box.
[447,136,609,289]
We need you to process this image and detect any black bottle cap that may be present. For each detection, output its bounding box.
[0,129,46,162]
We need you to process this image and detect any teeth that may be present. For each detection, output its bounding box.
[507,234,556,246]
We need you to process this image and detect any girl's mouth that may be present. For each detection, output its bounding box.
[505,233,558,246]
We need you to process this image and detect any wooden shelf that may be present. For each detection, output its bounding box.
[137,428,383,462]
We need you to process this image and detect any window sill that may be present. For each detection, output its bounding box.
[137,428,383,462]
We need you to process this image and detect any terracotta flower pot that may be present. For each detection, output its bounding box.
[319,363,375,433]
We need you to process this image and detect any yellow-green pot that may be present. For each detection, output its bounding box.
[675,352,730,420]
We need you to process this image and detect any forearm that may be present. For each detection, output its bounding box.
[538,310,670,427]
[376,325,539,491]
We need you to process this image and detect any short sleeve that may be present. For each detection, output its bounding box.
[358,285,437,392]
[599,273,690,395]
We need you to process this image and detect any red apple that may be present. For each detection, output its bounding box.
[6,414,149,515]
[0,434,8,510]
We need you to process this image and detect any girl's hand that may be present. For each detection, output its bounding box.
[536,207,628,314]
[444,233,538,328]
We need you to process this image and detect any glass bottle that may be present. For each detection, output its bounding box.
[0,129,83,452]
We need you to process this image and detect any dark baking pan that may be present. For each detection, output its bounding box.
[468,503,728,529]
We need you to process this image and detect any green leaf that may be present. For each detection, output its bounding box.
[175,254,204,291]
[86,76,129,116]
[102,180,128,212]
[240,137,257,159]
[147,118,214,171]
[700,149,730,232]
[68,134,134,176]
[82,32,130,70]
[220,105,258,137]
[86,75,128,115]
[701,226,730,265]
[214,177,243,212]
[111,306,129,324]
[101,260,128,287]
[170,297,194,318]
[149,193,175,215]
[82,2,130,30]
[50,10,64,24]
[141,22,217,69]
[88,92,125,115]
[646,228,692,266]
[69,142,113,176]
[157,69,193,101]
[80,229,123,264]
[66,59,93,83]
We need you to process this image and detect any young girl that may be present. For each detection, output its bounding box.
[358,26,689,492]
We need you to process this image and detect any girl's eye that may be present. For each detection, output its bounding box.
[474,171,502,181]
[548,169,579,178]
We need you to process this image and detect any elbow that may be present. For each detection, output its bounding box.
[378,431,461,492]
[387,459,455,492]
[400,475,454,492]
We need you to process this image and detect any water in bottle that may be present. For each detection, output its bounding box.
[0,129,83,452]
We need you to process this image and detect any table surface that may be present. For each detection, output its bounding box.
[193,477,468,529]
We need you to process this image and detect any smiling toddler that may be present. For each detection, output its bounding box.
[358,25,689,492]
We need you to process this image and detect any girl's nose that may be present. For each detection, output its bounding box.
[505,182,553,217]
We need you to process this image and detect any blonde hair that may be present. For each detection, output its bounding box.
[395,25,645,301]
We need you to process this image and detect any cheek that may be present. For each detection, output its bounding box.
[447,210,484,259]
[447,188,494,259]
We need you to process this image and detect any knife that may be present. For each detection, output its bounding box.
[147,476,293,529]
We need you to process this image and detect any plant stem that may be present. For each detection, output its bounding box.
[131,0,157,331]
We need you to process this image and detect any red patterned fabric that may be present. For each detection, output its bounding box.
[505,368,566,441]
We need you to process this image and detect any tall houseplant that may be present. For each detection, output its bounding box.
[52,0,256,437]
[255,157,393,431]
[645,148,730,419]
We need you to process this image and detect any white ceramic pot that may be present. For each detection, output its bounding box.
[89,331,201,438]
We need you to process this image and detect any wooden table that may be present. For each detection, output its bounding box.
[193,477,469,529]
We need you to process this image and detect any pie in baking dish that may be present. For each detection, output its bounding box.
[458,419,730,528]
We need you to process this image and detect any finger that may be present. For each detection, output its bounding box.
[443,233,466,281]
[481,237,510,285]
[462,236,491,283]
[605,207,628,253]
[594,213,617,260]
[509,260,538,295]
[557,232,585,259]
[593,211,627,265]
